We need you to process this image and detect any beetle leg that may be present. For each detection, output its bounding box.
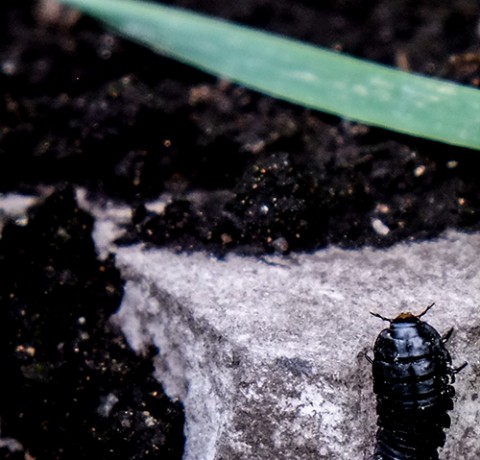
[442,327,454,343]
[453,362,467,374]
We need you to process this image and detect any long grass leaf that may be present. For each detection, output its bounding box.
[59,0,480,150]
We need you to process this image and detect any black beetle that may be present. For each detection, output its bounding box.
[369,303,465,460]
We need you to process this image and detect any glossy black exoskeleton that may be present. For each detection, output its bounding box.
[370,303,465,460]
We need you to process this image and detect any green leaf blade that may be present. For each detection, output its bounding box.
[59,0,480,150]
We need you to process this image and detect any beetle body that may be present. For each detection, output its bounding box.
[371,309,458,460]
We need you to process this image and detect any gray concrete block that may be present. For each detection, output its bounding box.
[112,232,480,460]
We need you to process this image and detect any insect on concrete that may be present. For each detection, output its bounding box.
[369,303,466,460]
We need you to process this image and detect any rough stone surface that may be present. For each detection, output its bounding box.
[111,231,480,460]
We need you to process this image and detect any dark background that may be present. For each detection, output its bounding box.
[0,0,479,457]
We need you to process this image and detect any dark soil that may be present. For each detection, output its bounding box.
[1,0,480,457]
[2,0,480,254]
[0,186,185,459]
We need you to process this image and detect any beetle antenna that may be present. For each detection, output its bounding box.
[417,302,435,318]
[370,311,391,322]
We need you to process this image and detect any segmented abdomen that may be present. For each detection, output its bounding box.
[372,320,455,460]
